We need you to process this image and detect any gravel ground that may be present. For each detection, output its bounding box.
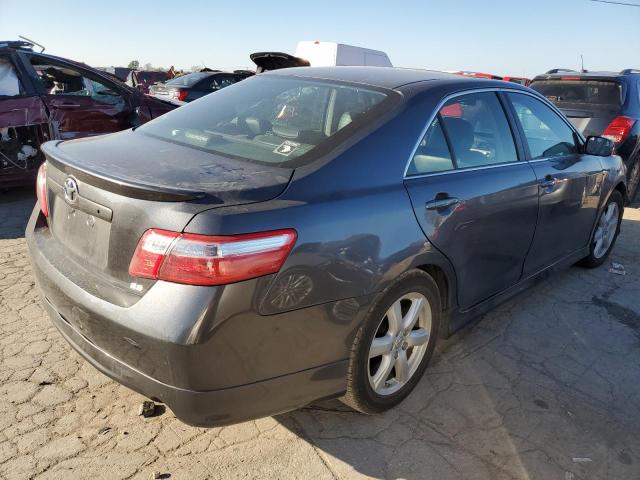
[1,187,639,480]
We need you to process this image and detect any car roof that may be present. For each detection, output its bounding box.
[263,66,524,91]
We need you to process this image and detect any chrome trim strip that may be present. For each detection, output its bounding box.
[402,87,584,180]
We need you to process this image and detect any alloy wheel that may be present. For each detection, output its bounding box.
[368,293,431,396]
[593,202,619,259]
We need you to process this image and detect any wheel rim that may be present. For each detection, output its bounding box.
[593,201,619,259]
[368,292,432,396]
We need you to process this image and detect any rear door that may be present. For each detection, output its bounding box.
[404,91,539,310]
[23,53,133,139]
[530,79,622,137]
[505,92,605,276]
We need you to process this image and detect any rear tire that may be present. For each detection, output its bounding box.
[340,270,440,414]
[579,190,624,268]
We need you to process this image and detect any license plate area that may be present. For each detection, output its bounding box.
[50,194,111,268]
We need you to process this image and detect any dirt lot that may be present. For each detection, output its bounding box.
[1,188,639,480]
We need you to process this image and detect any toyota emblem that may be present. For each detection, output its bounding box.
[63,177,79,205]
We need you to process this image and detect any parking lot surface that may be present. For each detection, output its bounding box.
[1,188,639,480]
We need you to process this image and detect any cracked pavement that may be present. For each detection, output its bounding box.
[1,187,639,480]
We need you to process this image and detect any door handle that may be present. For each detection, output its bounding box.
[425,197,460,211]
[539,177,557,189]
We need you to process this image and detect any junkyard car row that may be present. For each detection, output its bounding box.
[1,38,639,430]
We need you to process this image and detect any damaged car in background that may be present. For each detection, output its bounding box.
[0,40,176,188]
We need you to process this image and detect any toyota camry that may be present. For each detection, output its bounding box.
[26,67,628,426]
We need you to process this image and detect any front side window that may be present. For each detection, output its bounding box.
[407,91,518,175]
[137,75,392,166]
[29,57,125,106]
[507,93,578,159]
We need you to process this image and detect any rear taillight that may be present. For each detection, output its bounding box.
[171,89,188,102]
[129,229,297,286]
[36,162,49,218]
[603,116,636,144]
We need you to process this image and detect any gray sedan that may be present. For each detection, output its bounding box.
[26,67,628,426]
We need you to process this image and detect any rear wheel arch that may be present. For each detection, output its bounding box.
[415,264,450,314]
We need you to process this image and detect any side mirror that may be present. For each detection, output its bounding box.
[585,136,614,157]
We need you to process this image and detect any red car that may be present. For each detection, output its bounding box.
[0,40,176,188]
[452,71,503,80]
[503,76,531,87]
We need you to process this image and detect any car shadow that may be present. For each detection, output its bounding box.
[0,187,36,239]
[274,212,640,479]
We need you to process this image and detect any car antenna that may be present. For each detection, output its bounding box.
[19,35,45,53]
[580,54,586,73]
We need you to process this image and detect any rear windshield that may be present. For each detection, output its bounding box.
[138,71,168,82]
[166,72,212,87]
[137,75,392,167]
[530,80,621,107]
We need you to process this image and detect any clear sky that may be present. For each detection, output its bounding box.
[1,0,638,77]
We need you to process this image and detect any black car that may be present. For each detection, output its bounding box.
[27,67,627,427]
[148,71,251,104]
[531,69,640,200]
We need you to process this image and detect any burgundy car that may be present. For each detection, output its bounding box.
[0,40,176,188]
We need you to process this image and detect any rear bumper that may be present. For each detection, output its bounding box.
[25,207,366,426]
[44,296,347,426]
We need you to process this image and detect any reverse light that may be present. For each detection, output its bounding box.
[36,162,49,218]
[602,116,636,144]
[129,229,297,286]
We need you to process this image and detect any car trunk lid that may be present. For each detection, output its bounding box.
[40,130,293,299]
[249,52,310,73]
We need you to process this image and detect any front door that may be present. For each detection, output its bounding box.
[24,54,132,139]
[504,92,605,276]
[404,91,539,310]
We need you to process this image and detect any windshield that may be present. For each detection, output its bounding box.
[530,80,621,108]
[137,75,392,166]
[166,72,212,87]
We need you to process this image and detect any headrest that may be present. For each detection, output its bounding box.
[442,117,475,150]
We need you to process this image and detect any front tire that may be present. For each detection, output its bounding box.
[341,270,441,414]
[580,190,624,268]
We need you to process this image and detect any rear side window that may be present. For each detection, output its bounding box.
[137,75,392,167]
[507,93,579,159]
[530,80,621,108]
[0,56,23,96]
[407,92,518,175]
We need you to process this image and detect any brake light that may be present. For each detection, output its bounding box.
[129,229,297,286]
[602,116,636,144]
[36,162,49,218]
[171,89,188,102]
[560,76,581,81]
